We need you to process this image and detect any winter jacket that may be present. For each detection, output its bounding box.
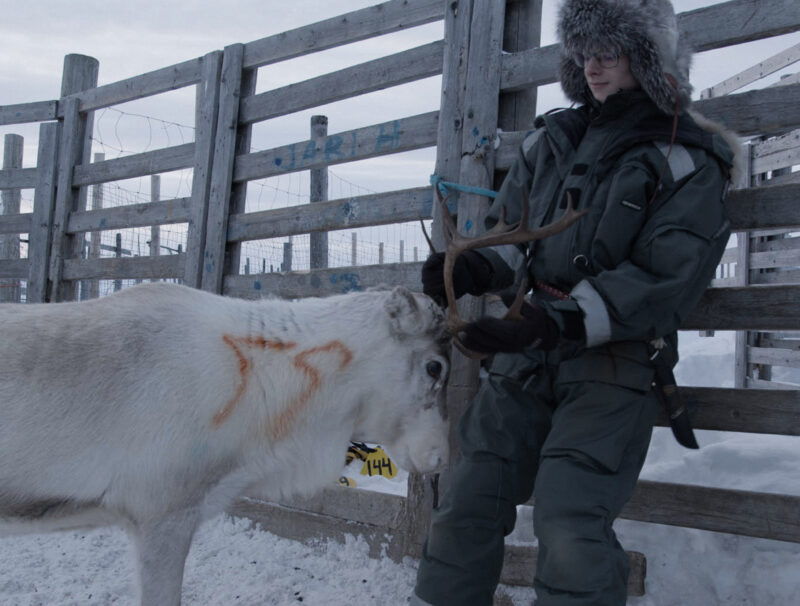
[478,90,734,348]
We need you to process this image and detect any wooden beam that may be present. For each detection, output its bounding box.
[686,284,800,331]
[694,82,800,137]
[61,253,184,281]
[500,0,800,93]
[71,143,194,187]
[701,42,800,99]
[0,213,31,235]
[500,544,645,597]
[222,261,423,300]
[233,112,438,183]
[660,387,800,436]
[226,187,433,242]
[621,480,800,544]
[242,0,444,69]
[239,42,443,125]
[0,100,58,126]
[0,167,37,190]
[66,58,203,114]
[65,197,192,233]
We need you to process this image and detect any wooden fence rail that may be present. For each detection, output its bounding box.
[2,0,800,600]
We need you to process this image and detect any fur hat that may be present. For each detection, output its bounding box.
[557,0,692,114]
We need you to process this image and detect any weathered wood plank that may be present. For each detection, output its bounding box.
[500,0,800,92]
[72,143,195,187]
[229,491,646,595]
[202,44,245,293]
[0,259,29,279]
[183,51,222,289]
[0,213,31,234]
[751,268,800,285]
[242,0,444,68]
[65,198,192,233]
[0,167,37,190]
[242,486,405,529]
[724,183,800,231]
[239,41,444,125]
[685,284,800,331]
[226,187,432,242]
[682,0,800,52]
[749,248,800,270]
[621,480,800,543]
[500,544,645,596]
[747,346,800,368]
[701,42,800,99]
[61,253,184,280]
[0,101,58,126]
[66,58,203,114]
[752,235,800,253]
[695,83,800,137]
[27,123,59,303]
[233,111,438,182]
[228,497,404,561]
[222,261,423,300]
[660,387,800,436]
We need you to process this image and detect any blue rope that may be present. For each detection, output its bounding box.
[430,174,498,199]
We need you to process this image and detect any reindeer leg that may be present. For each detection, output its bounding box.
[128,508,201,606]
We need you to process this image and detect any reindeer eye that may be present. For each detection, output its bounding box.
[426,360,443,379]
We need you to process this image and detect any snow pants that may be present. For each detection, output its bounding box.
[413,340,661,606]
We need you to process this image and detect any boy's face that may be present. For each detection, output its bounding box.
[582,52,639,103]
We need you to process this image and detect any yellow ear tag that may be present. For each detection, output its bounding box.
[338,476,357,488]
[360,446,397,479]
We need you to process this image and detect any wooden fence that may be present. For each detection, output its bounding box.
[1,0,800,600]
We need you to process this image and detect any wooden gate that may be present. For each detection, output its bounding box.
[1,0,799,600]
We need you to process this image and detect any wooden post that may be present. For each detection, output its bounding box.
[26,123,59,303]
[734,142,754,388]
[224,65,258,280]
[87,152,104,299]
[1,134,23,303]
[49,53,99,302]
[399,239,404,263]
[184,50,223,289]
[114,232,122,292]
[405,0,507,559]
[282,241,292,272]
[201,44,245,293]
[150,175,161,259]
[498,0,541,131]
[310,115,329,269]
[379,242,384,264]
[351,232,357,266]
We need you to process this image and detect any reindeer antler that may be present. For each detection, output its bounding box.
[434,186,587,356]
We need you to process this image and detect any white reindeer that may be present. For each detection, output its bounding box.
[0,282,450,606]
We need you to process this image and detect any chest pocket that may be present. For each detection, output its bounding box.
[589,162,652,270]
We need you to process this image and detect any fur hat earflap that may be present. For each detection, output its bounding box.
[557,0,693,114]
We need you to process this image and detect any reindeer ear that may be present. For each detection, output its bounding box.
[385,286,422,336]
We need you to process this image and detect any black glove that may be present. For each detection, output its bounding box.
[461,303,585,354]
[421,250,493,304]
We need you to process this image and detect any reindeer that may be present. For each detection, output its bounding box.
[0,283,449,606]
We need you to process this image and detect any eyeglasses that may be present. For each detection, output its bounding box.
[572,51,620,69]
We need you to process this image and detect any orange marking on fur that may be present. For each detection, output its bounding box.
[267,340,354,441]
[213,335,297,427]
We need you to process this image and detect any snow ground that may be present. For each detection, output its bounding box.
[1,331,798,605]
